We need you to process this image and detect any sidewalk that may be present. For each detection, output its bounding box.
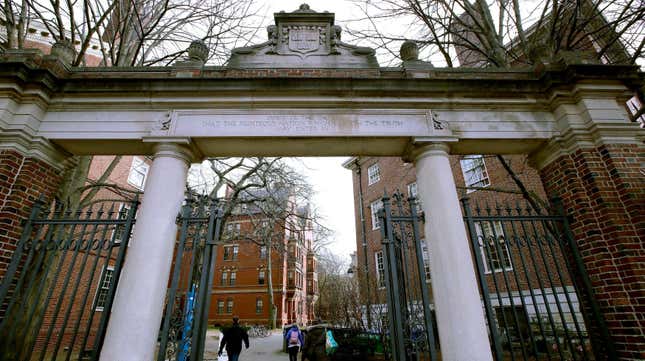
[205,329,295,361]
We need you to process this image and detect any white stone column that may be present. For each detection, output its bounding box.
[412,143,493,361]
[100,143,193,361]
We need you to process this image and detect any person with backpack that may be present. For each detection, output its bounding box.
[285,323,304,361]
[218,316,249,361]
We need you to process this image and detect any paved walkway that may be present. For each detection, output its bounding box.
[204,330,296,361]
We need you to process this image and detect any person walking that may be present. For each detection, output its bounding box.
[285,323,304,361]
[218,316,249,361]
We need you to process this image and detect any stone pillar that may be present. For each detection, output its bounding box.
[412,143,493,361]
[531,93,644,360]
[0,149,66,281]
[100,143,193,361]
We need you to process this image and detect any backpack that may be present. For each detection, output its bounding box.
[289,330,299,345]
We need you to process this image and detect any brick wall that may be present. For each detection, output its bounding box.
[539,144,645,360]
[0,150,63,281]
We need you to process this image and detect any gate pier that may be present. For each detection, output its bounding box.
[100,143,194,361]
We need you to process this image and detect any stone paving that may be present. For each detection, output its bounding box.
[203,329,296,361]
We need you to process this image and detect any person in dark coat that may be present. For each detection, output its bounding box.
[218,316,249,361]
[285,323,305,361]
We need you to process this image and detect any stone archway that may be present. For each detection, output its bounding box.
[0,4,642,361]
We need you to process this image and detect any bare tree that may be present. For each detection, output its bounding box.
[315,251,365,328]
[347,0,644,67]
[1,0,261,66]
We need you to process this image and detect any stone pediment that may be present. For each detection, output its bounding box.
[227,4,379,69]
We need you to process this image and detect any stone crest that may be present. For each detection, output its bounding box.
[285,25,324,53]
[227,3,378,69]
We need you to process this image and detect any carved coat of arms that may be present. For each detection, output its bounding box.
[284,26,323,54]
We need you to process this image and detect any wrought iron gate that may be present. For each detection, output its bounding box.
[378,192,437,361]
[461,197,614,361]
[157,196,223,361]
[0,196,138,361]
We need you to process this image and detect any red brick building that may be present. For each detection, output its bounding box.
[209,199,318,327]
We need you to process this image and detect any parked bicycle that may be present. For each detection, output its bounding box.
[247,325,270,338]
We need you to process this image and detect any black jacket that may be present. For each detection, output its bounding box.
[219,324,249,354]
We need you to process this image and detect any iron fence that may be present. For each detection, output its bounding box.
[0,196,138,361]
[461,197,614,361]
[377,191,437,361]
[157,196,223,361]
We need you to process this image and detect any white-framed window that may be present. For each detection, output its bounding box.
[367,164,381,185]
[460,155,490,192]
[94,266,115,311]
[256,297,263,313]
[112,203,131,244]
[223,245,239,260]
[226,298,234,313]
[127,157,149,190]
[375,251,385,288]
[220,270,228,286]
[407,182,423,212]
[370,199,384,230]
[229,271,237,285]
[258,269,265,285]
[217,299,225,314]
[626,96,645,127]
[421,240,431,281]
[226,223,241,238]
[475,221,512,273]
[259,245,267,259]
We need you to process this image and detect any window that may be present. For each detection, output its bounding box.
[226,223,241,238]
[288,271,294,287]
[370,200,384,230]
[421,240,431,280]
[259,245,267,259]
[258,269,265,285]
[127,157,149,190]
[226,298,233,313]
[256,298,263,313]
[220,270,228,286]
[223,245,239,260]
[460,155,490,192]
[229,271,237,285]
[375,251,385,288]
[367,164,380,185]
[475,221,512,273]
[95,266,115,311]
[112,203,131,244]
[217,300,225,314]
[407,182,423,212]
[626,96,645,127]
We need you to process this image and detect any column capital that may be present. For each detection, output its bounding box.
[151,141,200,165]
[403,141,453,163]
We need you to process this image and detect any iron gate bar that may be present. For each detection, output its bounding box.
[158,200,193,360]
[38,211,94,361]
[462,197,504,361]
[192,199,221,359]
[407,196,437,361]
[554,199,617,360]
[497,218,540,359]
[68,216,113,361]
[515,215,567,359]
[379,193,407,361]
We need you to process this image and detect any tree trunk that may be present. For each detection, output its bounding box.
[266,239,277,329]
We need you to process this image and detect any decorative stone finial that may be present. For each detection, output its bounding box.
[50,39,76,64]
[295,3,315,13]
[400,40,419,61]
[188,40,209,63]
